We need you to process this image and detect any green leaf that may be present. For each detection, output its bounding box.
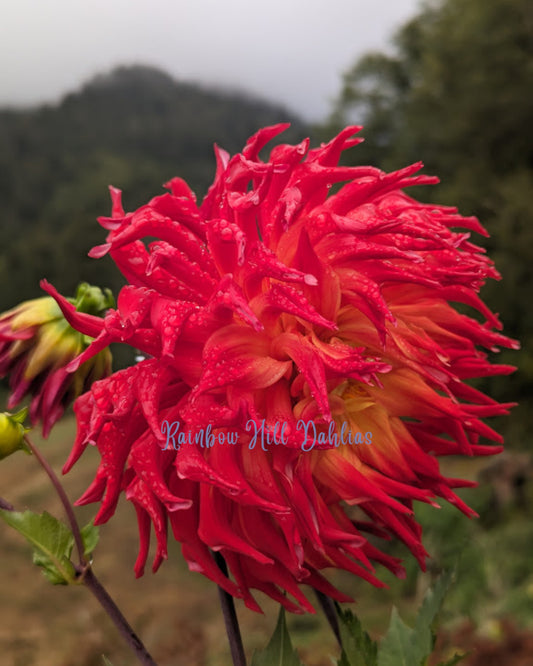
[378,571,453,666]
[377,607,418,666]
[251,607,303,666]
[414,570,453,657]
[81,522,100,557]
[0,509,77,585]
[336,608,378,666]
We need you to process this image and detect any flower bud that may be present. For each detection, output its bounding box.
[0,408,29,460]
[0,284,113,437]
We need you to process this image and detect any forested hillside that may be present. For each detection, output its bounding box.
[319,0,532,445]
[0,65,307,311]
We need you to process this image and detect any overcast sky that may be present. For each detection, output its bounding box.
[0,0,421,121]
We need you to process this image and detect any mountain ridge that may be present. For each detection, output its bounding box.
[0,64,309,313]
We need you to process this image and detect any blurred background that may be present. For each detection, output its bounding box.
[0,0,532,664]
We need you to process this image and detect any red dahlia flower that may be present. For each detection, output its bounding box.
[46,125,517,613]
[0,283,113,437]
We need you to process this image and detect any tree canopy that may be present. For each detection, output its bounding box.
[322,0,532,443]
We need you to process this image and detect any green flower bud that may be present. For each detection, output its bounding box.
[0,408,30,460]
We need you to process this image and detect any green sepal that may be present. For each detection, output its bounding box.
[10,407,28,424]
[73,282,115,316]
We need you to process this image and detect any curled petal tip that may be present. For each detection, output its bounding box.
[88,243,111,258]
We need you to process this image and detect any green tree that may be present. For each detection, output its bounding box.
[322,0,533,443]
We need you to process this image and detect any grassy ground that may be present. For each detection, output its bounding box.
[0,416,532,665]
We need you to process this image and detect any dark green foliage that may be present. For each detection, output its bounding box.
[337,608,378,666]
[333,573,466,666]
[0,64,308,315]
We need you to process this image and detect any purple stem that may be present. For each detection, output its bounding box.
[83,568,158,666]
[214,551,247,666]
[20,436,159,666]
[24,435,86,566]
[314,590,343,648]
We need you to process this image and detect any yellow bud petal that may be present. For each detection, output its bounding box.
[23,322,81,381]
[8,298,61,331]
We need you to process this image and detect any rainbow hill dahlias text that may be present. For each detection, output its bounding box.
[44,125,517,612]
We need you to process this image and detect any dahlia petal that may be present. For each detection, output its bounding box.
[133,359,176,439]
[40,280,104,338]
[309,545,385,589]
[306,125,363,166]
[174,444,242,493]
[246,242,317,287]
[242,123,291,161]
[273,333,332,420]
[75,470,107,506]
[206,219,246,273]
[194,326,292,397]
[265,283,337,331]
[208,274,263,332]
[315,453,413,514]
[208,445,289,513]
[227,559,303,613]
[131,502,151,578]
[129,435,191,511]
[63,393,94,473]
[91,422,132,524]
[304,572,353,603]
[163,176,195,199]
[290,226,341,323]
[147,242,215,299]
[89,243,112,258]
[364,505,428,567]
[198,486,274,564]
[149,192,206,239]
[66,331,113,372]
[110,243,194,299]
[125,478,168,574]
[240,558,316,613]
[108,185,125,217]
[199,145,231,220]
[30,367,69,438]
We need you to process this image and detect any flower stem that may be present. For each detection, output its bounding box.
[24,434,86,566]
[22,436,159,666]
[0,496,15,511]
[83,568,158,666]
[314,590,343,648]
[214,551,247,666]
